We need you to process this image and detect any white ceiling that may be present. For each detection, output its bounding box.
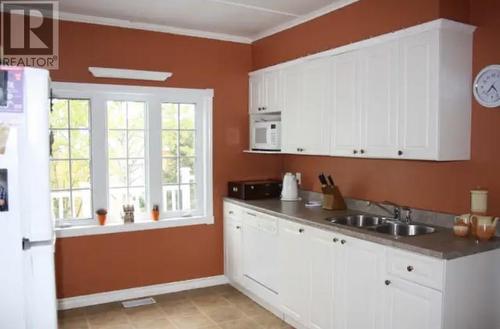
[57,0,359,43]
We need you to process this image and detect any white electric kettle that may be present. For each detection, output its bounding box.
[281,173,299,201]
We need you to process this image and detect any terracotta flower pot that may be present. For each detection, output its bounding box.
[151,209,160,221]
[97,214,107,226]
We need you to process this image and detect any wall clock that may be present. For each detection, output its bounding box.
[473,64,500,108]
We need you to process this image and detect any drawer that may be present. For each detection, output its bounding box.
[224,202,243,218]
[386,248,444,290]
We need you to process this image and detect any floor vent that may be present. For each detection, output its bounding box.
[121,297,156,308]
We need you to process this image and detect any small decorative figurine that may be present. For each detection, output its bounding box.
[122,204,135,224]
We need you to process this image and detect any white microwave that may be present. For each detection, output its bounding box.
[251,121,281,151]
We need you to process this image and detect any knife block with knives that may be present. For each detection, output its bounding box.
[319,173,347,211]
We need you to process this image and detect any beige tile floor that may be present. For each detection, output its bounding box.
[58,285,294,329]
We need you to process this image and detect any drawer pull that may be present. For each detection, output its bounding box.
[407,265,414,272]
[333,238,339,243]
[340,239,346,245]
[229,211,234,215]
[236,226,241,229]
[299,228,305,233]
[385,280,391,286]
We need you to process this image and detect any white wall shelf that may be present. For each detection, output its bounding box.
[243,150,282,154]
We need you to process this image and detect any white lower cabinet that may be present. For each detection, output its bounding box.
[223,204,243,285]
[380,277,442,329]
[308,227,335,329]
[278,220,309,324]
[333,235,385,329]
[223,201,500,329]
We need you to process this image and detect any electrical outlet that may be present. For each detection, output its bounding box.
[295,172,301,186]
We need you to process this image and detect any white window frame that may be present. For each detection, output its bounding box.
[52,82,213,237]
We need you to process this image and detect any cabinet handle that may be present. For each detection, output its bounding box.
[229,211,234,215]
[299,228,305,233]
[263,107,267,111]
[407,265,414,272]
[353,150,358,155]
[333,238,339,243]
[360,149,365,154]
[340,239,346,245]
[236,226,241,229]
[385,280,391,286]
[398,150,403,156]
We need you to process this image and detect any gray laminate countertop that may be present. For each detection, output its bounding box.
[224,197,500,260]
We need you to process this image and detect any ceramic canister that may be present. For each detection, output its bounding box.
[470,189,488,214]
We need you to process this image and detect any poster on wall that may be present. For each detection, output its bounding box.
[0,169,8,212]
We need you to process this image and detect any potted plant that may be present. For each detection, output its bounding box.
[96,208,108,225]
[151,205,160,221]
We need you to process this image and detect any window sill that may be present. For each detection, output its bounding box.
[55,216,214,238]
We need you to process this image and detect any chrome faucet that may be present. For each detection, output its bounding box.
[366,201,412,223]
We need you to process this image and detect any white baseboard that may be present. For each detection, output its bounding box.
[58,275,229,310]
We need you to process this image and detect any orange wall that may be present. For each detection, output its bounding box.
[54,0,500,298]
[253,0,500,215]
[53,21,283,298]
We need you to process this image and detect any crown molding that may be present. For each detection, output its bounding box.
[56,1,362,44]
[250,0,360,41]
[58,11,253,44]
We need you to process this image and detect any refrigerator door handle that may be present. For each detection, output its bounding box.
[22,238,53,251]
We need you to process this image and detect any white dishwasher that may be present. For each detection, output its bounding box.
[242,210,279,295]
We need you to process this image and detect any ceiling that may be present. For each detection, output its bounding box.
[57,0,359,43]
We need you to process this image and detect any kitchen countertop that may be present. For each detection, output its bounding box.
[224,197,500,260]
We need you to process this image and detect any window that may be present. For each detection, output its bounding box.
[50,83,213,229]
[49,99,92,221]
[107,101,147,218]
[161,103,197,213]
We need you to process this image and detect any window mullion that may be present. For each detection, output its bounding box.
[91,95,108,218]
[148,98,162,215]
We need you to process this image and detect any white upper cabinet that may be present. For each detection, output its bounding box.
[281,64,303,154]
[281,57,332,155]
[360,41,399,158]
[330,51,361,157]
[250,19,475,160]
[397,30,439,160]
[299,57,332,155]
[249,70,283,114]
[330,42,399,158]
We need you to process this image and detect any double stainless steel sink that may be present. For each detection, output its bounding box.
[326,214,435,237]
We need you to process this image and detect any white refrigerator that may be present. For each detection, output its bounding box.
[0,67,58,328]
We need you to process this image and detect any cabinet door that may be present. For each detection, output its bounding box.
[281,64,303,153]
[224,216,243,285]
[264,70,283,113]
[334,235,384,329]
[360,41,399,158]
[308,227,335,329]
[300,57,332,155]
[279,220,308,323]
[330,51,362,157]
[380,278,442,329]
[249,74,265,114]
[398,30,439,160]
